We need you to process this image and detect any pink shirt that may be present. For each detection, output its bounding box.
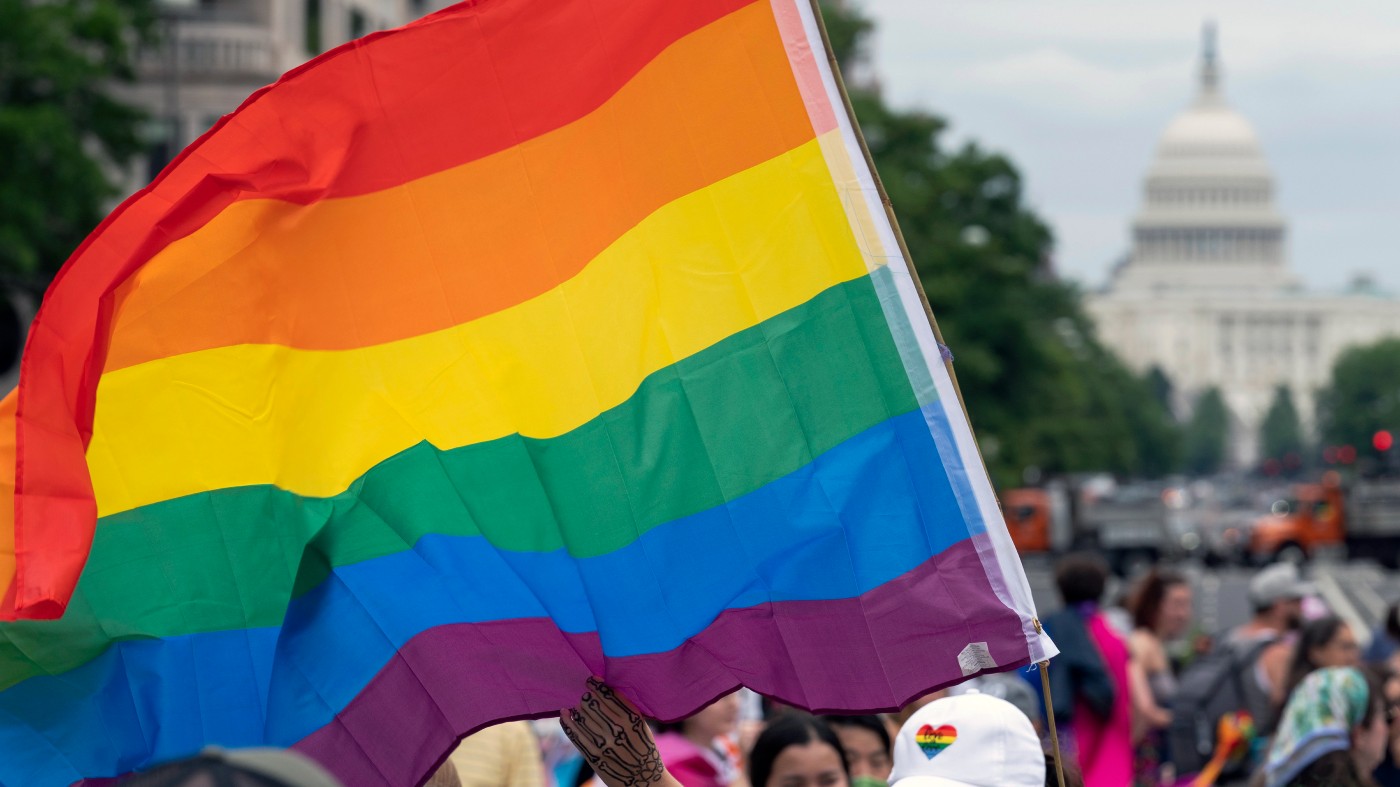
[655,733,733,787]
[1073,613,1134,787]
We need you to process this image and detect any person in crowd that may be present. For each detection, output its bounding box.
[654,693,744,787]
[949,672,1043,735]
[747,714,849,787]
[1038,553,1131,787]
[1367,661,1400,787]
[822,716,891,786]
[1257,666,1388,787]
[1281,616,1363,706]
[889,690,948,731]
[119,747,346,786]
[887,691,1081,787]
[448,721,547,787]
[1042,751,1085,787]
[1126,568,1193,786]
[1366,603,1400,665]
[1229,563,1313,714]
[429,761,468,787]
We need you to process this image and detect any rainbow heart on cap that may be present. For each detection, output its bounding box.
[915,724,957,758]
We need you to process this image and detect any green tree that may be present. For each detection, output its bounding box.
[1259,384,1305,469]
[0,0,154,284]
[1317,338,1400,462]
[1146,365,1175,414]
[1183,387,1231,476]
[819,1,1179,486]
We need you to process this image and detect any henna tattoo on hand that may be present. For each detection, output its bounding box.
[563,678,665,787]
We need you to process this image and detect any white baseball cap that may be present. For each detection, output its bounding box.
[889,692,1044,787]
[1249,562,1316,607]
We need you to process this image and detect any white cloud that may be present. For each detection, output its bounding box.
[945,48,1184,115]
[854,0,1400,289]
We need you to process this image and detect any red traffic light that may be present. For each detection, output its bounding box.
[1375,430,1394,452]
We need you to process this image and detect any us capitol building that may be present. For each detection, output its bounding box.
[1085,26,1400,464]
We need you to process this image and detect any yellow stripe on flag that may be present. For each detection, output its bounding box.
[89,134,874,516]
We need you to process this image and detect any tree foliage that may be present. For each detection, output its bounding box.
[0,0,153,284]
[1145,365,1175,415]
[1183,388,1230,476]
[1259,384,1305,469]
[821,2,1180,486]
[1318,338,1400,461]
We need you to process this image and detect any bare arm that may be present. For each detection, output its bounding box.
[561,678,683,787]
[1259,642,1292,708]
[1127,633,1172,733]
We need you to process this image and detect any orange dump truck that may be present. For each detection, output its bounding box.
[1002,488,1058,554]
[1001,482,1174,573]
[1250,477,1400,567]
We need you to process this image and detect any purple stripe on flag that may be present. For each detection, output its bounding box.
[291,535,1030,787]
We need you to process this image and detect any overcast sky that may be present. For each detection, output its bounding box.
[857,0,1400,291]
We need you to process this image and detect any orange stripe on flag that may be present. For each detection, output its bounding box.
[0,390,16,614]
[103,2,820,369]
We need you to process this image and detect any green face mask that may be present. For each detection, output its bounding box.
[852,776,888,787]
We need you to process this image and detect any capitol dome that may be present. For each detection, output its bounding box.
[1158,101,1262,157]
[1111,22,1292,294]
[1149,24,1271,174]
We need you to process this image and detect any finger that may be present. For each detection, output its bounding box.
[589,678,643,722]
[561,712,585,752]
[574,702,642,768]
[583,680,659,761]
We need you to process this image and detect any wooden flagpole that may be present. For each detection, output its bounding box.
[802,4,1064,785]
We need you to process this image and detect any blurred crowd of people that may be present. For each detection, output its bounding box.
[1039,553,1400,787]
[120,667,1083,787]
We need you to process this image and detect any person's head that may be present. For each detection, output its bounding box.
[1284,616,1362,702]
[892,690,948,729]
[1304,617,1361,670]
[823,716,892,785]
[1264,666,1388,786]
[749,714,850,787]
[1248,562,1313,630]
[889,693,1044,787]
[656,692,741,743]
[1387,602,1400,645]
[947,674,1042,736]
[1128,568,1193,639]
[1054,553,1108,607]
[119,748,344,787]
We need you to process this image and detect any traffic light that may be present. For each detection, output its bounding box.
[1374,430,1394,453]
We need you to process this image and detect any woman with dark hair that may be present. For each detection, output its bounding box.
[1258,667,1388,787]
[1038,552,1131,787]
[748,715,849,787]
[1365,603,1400,664]
[1126,568,1193,785]
[1282,616,1362,707]
[822,716,891,786]
[654,694,743,787]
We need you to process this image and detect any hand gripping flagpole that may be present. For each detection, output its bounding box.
[803,4,1065,786]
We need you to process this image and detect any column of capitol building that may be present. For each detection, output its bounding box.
[1084,23,1400,465]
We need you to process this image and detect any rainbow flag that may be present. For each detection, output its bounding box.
[0,0,1052,783]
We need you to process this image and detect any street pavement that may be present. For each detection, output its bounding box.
[1022,556,1400,644]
